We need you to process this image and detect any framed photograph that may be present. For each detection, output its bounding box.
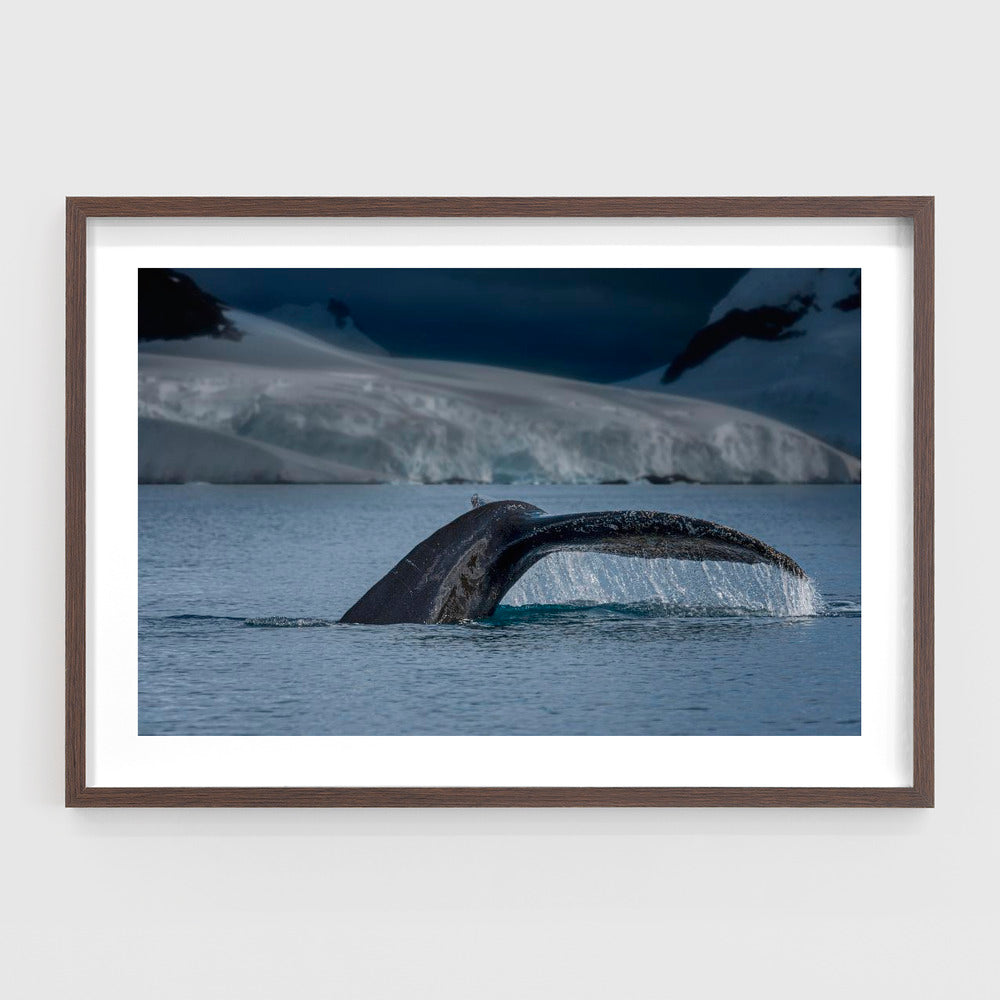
[66,196,933,807]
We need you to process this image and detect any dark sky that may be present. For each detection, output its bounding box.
[180,268,746,382]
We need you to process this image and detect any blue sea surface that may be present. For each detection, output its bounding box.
[138,484,860,735]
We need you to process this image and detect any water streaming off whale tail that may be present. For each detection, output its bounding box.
[502,552,822,617]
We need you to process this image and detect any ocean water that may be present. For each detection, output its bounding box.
[139,484,860,735]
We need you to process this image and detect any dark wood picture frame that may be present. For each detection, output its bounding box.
[66,196,934,807]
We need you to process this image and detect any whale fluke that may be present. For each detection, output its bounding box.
[340,500,805,625]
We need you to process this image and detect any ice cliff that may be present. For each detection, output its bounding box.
[139,307,860,485]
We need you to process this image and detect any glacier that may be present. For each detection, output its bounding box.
[138,308,861,485]
[621,269,861,457]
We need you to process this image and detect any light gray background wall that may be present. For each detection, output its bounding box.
[1,2,994,997]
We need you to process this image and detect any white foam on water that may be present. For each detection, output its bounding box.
[502,552,822,617]
[243,616,332,628]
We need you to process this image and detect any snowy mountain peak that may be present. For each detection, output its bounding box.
[621,268,861,457]
[265,300,387,356]
[138,269,239,342]
[706,268,860,323]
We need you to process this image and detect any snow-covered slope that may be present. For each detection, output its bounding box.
[622,269,861,456]
[140,308,373,369]
[139,309,860,485]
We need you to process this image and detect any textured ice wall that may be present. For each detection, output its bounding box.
[139,312,860,485]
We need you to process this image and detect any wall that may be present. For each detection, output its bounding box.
[1,2,994,996]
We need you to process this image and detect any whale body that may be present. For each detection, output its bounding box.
[340,499,805,625]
